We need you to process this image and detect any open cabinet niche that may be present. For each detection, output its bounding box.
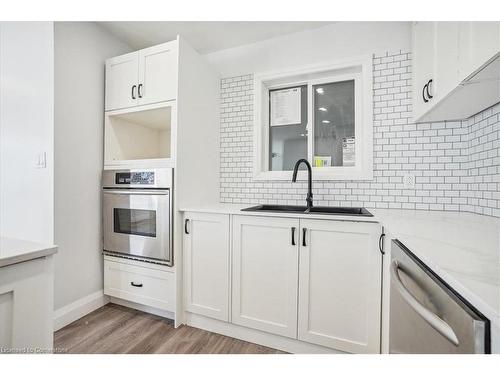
[104,104,173,167]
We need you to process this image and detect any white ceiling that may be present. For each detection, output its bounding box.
[98,21,334,54]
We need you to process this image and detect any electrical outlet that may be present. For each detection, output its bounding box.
[403,174,415,189]
[35,152,46,168]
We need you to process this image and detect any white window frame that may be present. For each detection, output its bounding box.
[253,55,373,181]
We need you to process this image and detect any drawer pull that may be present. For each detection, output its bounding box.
[130,282,143,288]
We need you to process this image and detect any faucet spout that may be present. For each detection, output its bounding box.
[292,159,313,210]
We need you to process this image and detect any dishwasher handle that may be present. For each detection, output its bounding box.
[391,260,460,346]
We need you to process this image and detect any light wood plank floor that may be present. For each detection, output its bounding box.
[54,303,285,354]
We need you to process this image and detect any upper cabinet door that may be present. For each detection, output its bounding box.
[412,21,436,121]
[183,212,230,322]
[298,219,382,354]
[105,51,139,111]
[232,215,300,338]
[138,41,178,106]
[434,22,460,100]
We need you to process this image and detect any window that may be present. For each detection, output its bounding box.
[269,85,308,171]
[114,208,157,237]
[313,79,355,168]
[253,57,373,180]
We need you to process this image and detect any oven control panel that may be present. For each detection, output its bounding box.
[115,171,155,185]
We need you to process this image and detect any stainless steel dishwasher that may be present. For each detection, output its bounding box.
[389,239,490,354]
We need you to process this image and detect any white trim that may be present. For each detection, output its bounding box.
[185,312,345,354]
[253,55,373,181]
[109,296,175,320]
[53,290,109,331]
[105,99,176,116]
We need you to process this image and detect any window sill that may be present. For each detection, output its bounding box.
[253,168,373,181]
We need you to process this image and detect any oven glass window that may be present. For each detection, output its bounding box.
[113,208,156,237]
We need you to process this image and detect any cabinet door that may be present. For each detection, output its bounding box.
[184,212,230,321]
[459,21,500,80]
[434,22,460,100]
[138,41,178,106]
[412,21,436,121]
[298,219,382,353]
[105,51,139,111]
[232,215,299,338]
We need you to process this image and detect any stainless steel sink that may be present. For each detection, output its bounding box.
[241,204,373,217]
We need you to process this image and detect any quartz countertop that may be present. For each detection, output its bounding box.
[179,204,500,325]
[0,237,58,268]
[373,209,500,326]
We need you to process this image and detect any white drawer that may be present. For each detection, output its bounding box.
[104,258,175,311]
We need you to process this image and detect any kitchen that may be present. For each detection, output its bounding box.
[0,2,499,372]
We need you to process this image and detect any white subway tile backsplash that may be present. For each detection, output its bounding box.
[219,50,500,218]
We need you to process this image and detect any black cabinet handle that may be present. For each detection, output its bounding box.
[379,233,386,255]
[185,219,190,235]
[130,282,143,287]
[422,83,429,103]
[426,79,433,99]
[138,83,143,98]
[302,228,307,247]
[291,227,296,246]
[131,85,137,100]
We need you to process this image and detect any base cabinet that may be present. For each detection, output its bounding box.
[231,215,299,338]
[182,212,383,353]
[0,256,54,351]
[298,219,382,353]
[104,256,175,311]
[183,212,230,321]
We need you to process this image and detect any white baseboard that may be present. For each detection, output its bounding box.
[109,296,175,320]
[185,312,345,354]
[53,290,109,331]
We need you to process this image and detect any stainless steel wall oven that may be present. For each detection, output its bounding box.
[102,168,173,266]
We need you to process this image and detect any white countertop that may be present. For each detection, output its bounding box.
[179,203,380,222]
[0,237,58,268]
[374,209,500,324]
[180,204,500,326]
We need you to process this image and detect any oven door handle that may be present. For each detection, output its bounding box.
[103,189,169,196]
[390,260,460,346]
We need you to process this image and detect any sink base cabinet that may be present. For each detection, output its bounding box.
[182,212,383,353]
[231,215,299,338]
[298,219,382,353]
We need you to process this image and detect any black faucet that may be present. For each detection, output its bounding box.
[292,159,313,210]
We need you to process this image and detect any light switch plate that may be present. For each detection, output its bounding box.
[403,174,415,189]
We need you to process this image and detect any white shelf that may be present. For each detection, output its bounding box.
[103,158,174,170]
[104,103,175,168]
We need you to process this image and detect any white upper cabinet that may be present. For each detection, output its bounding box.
[105,51,139,111]
[412,21,500,123]
[458,21,500,81]
[232,215,300,338]
[137,42,178,106]
[105,40,178,112]
[412,21,438,121]
[297,219,382,354]
[433,22,460,103]
[183,212,230,322]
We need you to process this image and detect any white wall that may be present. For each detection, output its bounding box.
[0,22,54,244]
[54,22,131,310]
[204,22,411,76]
